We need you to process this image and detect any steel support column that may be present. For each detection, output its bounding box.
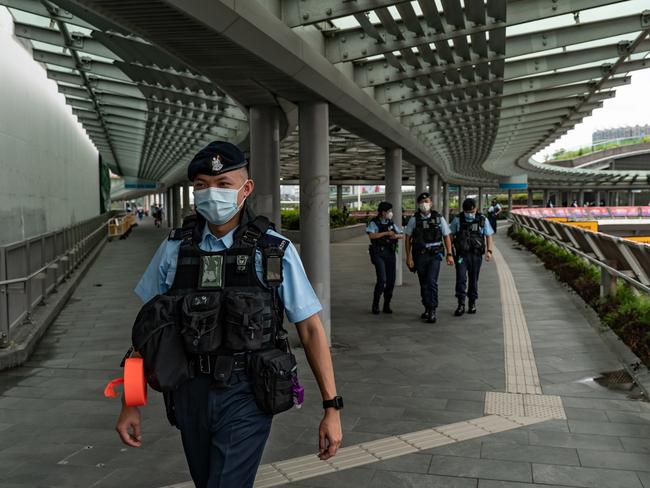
[442,182,450,221]
[527,189,534,208]
[508,190,513,213]
[166,188,172,228]
[250,105,281,226]
[386,147,403,287]
[578,190,585,207]
[299,102,331,342]
[543,189,550,207]
[457,185,464,213]
[430,173,440,212]
[414,165,427,197]
[182,182,190,217]
[336,185,343,211]
[172,184,181,229]
[628,189,635,206]
[478,187,484,212]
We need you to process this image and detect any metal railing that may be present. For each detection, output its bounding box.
[0,213,112,347]
[509,207,650,297]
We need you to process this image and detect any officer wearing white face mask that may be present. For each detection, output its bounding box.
[404,192,454,323]
[366,201,403,314]
[127,141,343,488]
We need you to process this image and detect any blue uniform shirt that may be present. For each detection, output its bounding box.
[135,224,322,324]
[405,214,451,248]
[449,213,495,236]
[366,218,403,235]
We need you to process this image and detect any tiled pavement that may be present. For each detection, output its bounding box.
[0,218,648,488]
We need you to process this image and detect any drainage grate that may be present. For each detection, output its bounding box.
[594,370,634,389]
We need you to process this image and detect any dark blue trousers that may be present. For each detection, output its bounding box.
[172,373,273,488]
[414,252,442,309]
[455,253,483,302]
[372,248,396,305]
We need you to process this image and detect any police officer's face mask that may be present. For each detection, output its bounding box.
[194,180,249,225]
[418,202,432,213]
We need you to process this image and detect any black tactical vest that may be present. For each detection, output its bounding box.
[411,211,443,253]
[370,217,397,251]
[454,213,486,256]
[166,209,288,355]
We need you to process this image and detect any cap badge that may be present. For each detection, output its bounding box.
[211,155,223,172]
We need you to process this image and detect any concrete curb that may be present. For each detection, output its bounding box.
[0,238,108,371]
[508,232,650,398]
[282,223,366,244]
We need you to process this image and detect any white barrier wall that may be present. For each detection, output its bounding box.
[0,8,99,245]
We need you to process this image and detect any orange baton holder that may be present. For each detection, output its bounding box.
[104,357,147,406]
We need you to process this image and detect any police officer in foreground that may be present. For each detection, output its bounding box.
[115,142,343,488]
[450,198,495,316]
[405,192,454,323]
[366,201,403,314]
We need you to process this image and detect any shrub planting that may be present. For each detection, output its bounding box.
[508,226,650,367]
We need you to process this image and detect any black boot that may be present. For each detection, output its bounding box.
[382,297,393,314]
[420,308,429,320]
[372,298,380,314]
[467,301,477,314]
[454,299,465,317]
[426,308,437,324]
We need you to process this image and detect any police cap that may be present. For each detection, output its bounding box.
[416,192,432,203]
[377,201,392,213]
[187,141,248,181]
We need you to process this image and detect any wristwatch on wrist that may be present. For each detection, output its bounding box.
[446,253,453,257]
[487,250,493,254]
[323,396,344,410]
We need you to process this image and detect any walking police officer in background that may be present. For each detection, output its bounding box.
[451,198,495,316]
[405,192,454,323]
[115,142,343,488]
[487,198,502,233]
[366,201,403,314]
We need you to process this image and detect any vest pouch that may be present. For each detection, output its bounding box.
[132,295,191,392]
[249,348,296,415]
[223,290,267,351]
[180,292,223,355]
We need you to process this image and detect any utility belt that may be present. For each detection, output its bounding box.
[132,293,303,418]
[418,245,442,256]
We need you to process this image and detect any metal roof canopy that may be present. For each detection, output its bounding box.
[2,0,650,190]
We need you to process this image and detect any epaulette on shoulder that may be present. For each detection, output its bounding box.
[258,232,289,252]
[168,227,192,241]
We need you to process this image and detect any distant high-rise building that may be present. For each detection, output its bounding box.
[592,125,650,144]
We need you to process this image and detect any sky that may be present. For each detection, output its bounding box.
[534,68,650,160]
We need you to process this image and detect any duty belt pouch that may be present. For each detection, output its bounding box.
[249,348,296,415]
[180,292,223,354]
[212,355,234,388]
[223,290,267,351]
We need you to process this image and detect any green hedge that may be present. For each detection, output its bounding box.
[508,226,650,367]
[281,209,357,230]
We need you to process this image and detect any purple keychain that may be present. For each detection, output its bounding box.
[292,375,305,408]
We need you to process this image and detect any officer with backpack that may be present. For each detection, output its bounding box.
[115,141,343,488]
[405,192,454,324]
[450,198,495,316]
[366,201,403,314]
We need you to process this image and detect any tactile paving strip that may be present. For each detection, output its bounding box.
[493,247,543,395]
[485,391,566,420]
[249,414,547,487]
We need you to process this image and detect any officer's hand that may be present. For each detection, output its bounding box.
[116,405,142,448]
[318,410,342,460]
[446,255,455,266]
[406,256,415,269]
[387,231,397,238]
[394,234,404,240]
[485,252,492,262]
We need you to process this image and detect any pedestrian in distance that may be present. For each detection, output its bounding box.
[487,198,502,233]
[450,198,495,316]
[115,141,343,488]
[404,192,454,324]
[366,201,403,314]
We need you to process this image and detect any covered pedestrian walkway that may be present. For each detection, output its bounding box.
[0,220,648,488]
